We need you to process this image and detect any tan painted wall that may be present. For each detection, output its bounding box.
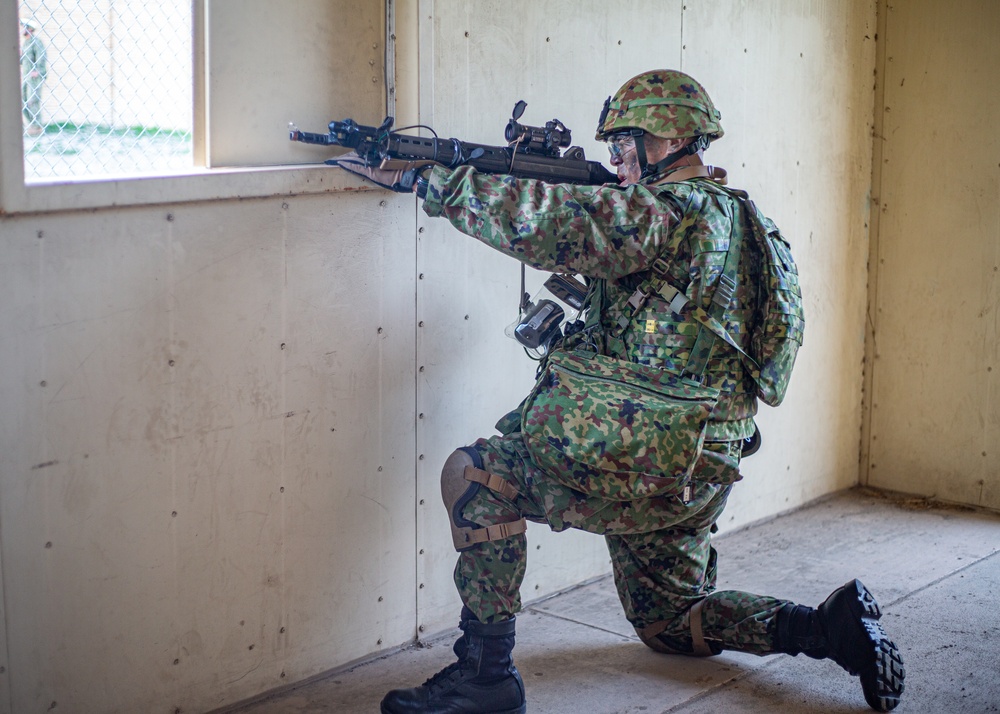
[0,1,878,712]
[862,0,1000,508]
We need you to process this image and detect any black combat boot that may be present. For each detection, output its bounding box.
[380,608,526,714]
[775,579,905,712]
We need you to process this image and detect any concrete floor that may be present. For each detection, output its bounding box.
[226,489,1000,713]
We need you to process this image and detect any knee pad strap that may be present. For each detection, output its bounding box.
[637,600,717,657]
[441,448,526,552]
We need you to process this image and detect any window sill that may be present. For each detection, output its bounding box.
[1,163,383,216]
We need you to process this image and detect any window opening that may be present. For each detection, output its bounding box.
[19,0,193,181]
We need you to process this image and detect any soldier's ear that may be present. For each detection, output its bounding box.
[644,135,687,164]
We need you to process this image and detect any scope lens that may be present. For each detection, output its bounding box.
[504,120,522,143]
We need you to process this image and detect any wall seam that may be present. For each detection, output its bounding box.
[386,0,396,121]
[413,0,432,643]
[0,497,11,714]
[678,2,685,70]
[859,0,890,487]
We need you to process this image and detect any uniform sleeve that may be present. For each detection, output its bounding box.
[421,165,686,280]
[37,40,47,78]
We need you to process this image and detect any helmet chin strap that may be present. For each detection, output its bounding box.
[637,134,711,180]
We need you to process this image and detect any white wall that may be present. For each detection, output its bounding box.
[0,1,880,712]
[862,0,1000,509]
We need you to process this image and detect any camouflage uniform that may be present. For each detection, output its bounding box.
[381,71,901,714]
[20,26,47,132]
[422,164,790,655]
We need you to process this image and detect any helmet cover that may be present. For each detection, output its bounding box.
[596,69,724,142]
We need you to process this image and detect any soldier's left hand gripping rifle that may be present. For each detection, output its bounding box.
[288,100,616,193]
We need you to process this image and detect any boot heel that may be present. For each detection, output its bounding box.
[853,580,882,619]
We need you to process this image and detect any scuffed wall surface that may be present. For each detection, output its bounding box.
[0,192,419,712]
[681,0,878,528]
[0,1,878,712]
[864,0,1000,508]
[412,0,687,637]
[415,0,877,632]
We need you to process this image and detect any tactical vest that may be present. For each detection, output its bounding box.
[586,179,758,441]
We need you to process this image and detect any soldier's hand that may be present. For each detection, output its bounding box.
[332,151,422,193]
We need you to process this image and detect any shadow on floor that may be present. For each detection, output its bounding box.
[224,488,1000,714]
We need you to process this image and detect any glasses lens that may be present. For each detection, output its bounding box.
[607,133,636,157]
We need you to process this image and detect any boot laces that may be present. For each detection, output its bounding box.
[422,661,468,694]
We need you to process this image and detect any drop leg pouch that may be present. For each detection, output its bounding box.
[520,349,720,500]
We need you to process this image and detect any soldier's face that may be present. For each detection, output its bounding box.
[614,147,642,186]
[608,136,642,186]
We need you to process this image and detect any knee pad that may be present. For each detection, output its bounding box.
[636,600,720,657]
[440,447,527,552]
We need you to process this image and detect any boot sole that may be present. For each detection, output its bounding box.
[381,705,525,714]
[843,580,905,712]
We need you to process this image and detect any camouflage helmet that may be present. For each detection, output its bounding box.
[595,69,724,142]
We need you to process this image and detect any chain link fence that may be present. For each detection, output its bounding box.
[19,0,193,181]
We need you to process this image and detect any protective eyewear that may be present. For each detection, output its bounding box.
[607,132,638,158]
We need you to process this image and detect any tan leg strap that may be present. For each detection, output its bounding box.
[688,599,714,657]
[636,599,715,657]
[456,517,528,548]
[637,621,679,654]
[463,465,520,500]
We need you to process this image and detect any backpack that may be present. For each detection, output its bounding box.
[615,184,804,407]
[736,191,805,406]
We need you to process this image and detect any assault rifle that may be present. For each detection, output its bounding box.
[290,102,602,358]
[288,101,616,185]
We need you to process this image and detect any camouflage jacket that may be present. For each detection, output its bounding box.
[422,166,758,441]
[20,34,47,80]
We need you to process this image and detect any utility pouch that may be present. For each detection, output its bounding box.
[695,441,744,485]
[520,349,720,500]
[494,405,524,435]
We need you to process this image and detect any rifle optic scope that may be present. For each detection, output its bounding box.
[504,118,572,157]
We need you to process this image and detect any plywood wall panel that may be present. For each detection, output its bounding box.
[683,0,877,529]
[206,0,386,168]
[865,0,1000,509]
[165,200,288,707]
[278,192,417,672]
[0,210,179,710]
[0,190,418,713]
[414,0,686,635]
[0,1,884,711]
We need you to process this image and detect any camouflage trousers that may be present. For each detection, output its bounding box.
[454,432,789,655]
[22,78,43,129]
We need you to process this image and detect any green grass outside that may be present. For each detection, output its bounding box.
[37,121,192,140]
